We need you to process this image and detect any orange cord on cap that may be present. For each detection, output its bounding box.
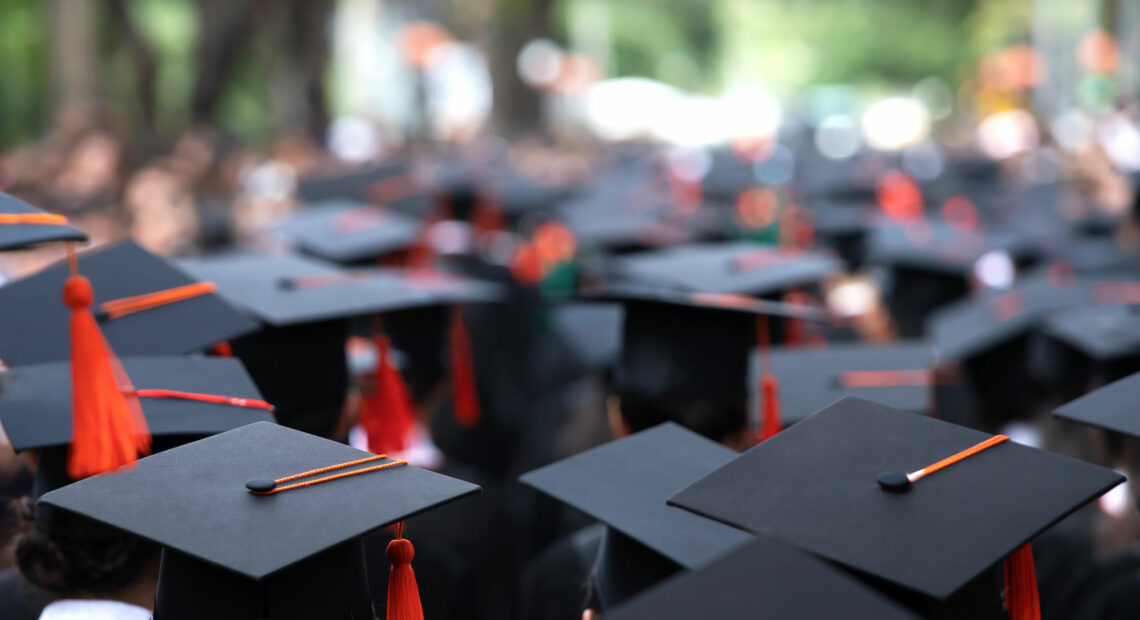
[284,272,373,290]
[248,454,408,495]
[907,435,1009,484]
[132,389,274,412]
[100,282,217,320]
[839,370,936,388]
[0,213,69,225]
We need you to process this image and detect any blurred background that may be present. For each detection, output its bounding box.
[0,0,1137,267]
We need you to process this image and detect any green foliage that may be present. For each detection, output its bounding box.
[0,0,48,147]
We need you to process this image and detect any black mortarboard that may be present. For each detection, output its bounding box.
[0,192,86,251]
[272,201,424,265]
[520,423,752,609]
[587,284,825,440]
[670,397,1123,614]
[0,240,258,366]
[558,193,721,254]
[1041,304,1140,397]
[700,149,759,203]
[606,537,920,620]
[611,242,843,298]
[0,355,274,495]
[1054,371,1140,440]
[869,220,1038,336]
[178,252,499,328]
[929,272,1089,363]
[37,421,481,619]
[753,342,936,426]
[178,252,499,435]
[295,162,428,215]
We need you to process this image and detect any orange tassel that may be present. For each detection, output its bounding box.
[756,314,782,441]
[449,306,480,427]
[62,248,150,480]
[361,334,416,454]
[386,522,424,620]
[1004,543,1040,620]
[208,342,233,357]
[759,374,782,440]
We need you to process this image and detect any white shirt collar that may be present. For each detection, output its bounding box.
[39,599,152,620]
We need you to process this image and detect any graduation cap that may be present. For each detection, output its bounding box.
[519,423,752,610]
[37,421,481,619]
[272,201,425,265]
[583,283,827,442]
[1041,304,1140,398]
[0,192,86,251]
[752,341,937,426]
[0,355,274,494]
[926,271,1097,428]
[296,162,428,214]
[557,188,721,254]
[669,397,1124,617]
[0,240,258,366]
[611,242,843,298]
[179,252,500,440]
[1054,371,1140,441]
[869,220,1038,337]
[606,537,920,620]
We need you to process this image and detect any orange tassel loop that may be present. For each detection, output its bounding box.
[1004,543,1040,620]
[387,522,424,620]
[62,247,150,480]
[361,334,417,454]
[449,306,481,427]
[0,213,69,226]
[756,314,782,441]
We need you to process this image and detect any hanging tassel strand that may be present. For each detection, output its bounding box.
[62,245,150,479]
[757,314,782,441]
[449,306,481,427]
[1004,543,1040,620]
[387,521,425,620]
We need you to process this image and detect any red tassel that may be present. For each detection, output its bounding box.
[386,523,424,620]
[756,314,782,441]
[208,342,233,357]
[1004,543,1040,620]
[759,374,782,440]
[63,249,150,480]
[361,334,416,454]
[449,306,480,427]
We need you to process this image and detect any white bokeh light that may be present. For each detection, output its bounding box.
[862,97,930,151]
[815,114,861,160]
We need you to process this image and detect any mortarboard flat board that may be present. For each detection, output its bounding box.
[271,200,424,265]
[38,421,481,619]
[1054,371,1140,440]
[0,240,258,366]
[0,355,272,452]
[611,241,843,298]
[752,341,937,426]
[520,423,752,608]
[295,162,427,212]
[606,536,920,620]
[0,192,86,251]
[669,397,1123,610]
[868,220,1035,276]
[928,271,1092,363]
[1042,304,1140,363]
[178,252,501,328]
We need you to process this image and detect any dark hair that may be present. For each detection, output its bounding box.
[617,388,747,444]
[14,497,159,596]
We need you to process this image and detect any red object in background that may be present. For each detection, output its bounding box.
[877,171,923,221]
